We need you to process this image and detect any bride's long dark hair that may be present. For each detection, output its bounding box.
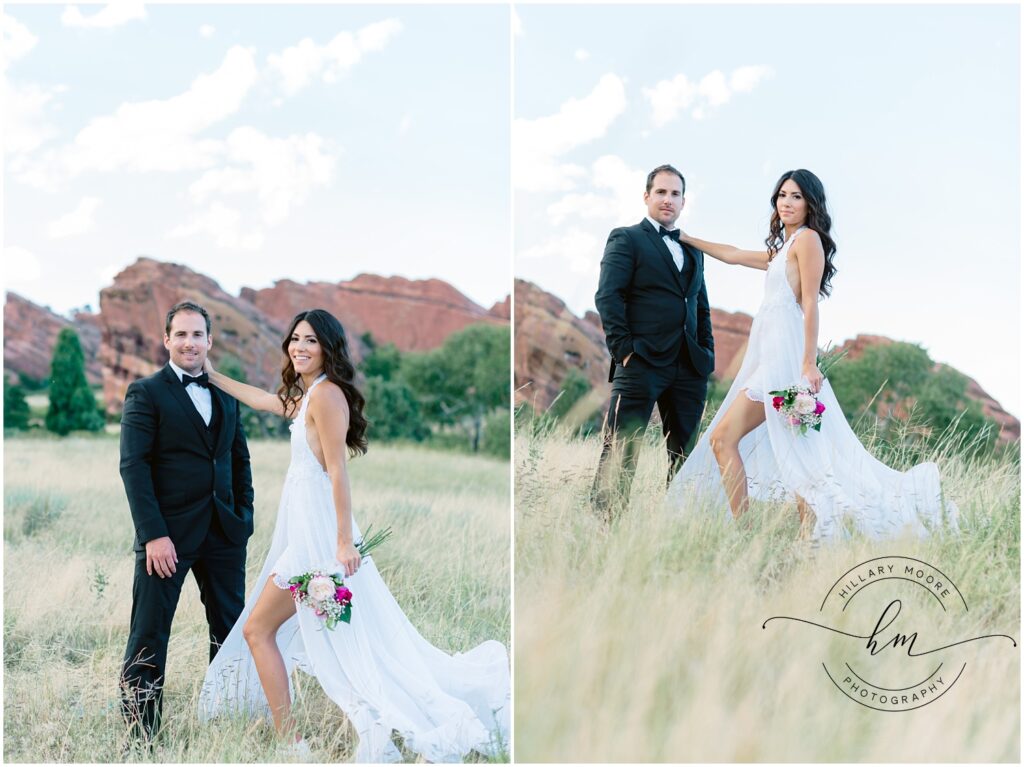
[278,309,368,456]
[765,169,838,298]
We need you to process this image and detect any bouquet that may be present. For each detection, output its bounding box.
[287,524,393,629]
[768,385,826,435]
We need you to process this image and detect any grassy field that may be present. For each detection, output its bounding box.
[3,437,510,763]
[515,420,1020,762]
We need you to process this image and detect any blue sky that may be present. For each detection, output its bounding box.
[514,4,1020,417]
[3,3,511,317]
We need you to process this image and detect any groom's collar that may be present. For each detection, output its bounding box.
[644,216,678,236]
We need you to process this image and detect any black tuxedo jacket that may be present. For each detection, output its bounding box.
[119,364,254,556]
[595,219,715,381]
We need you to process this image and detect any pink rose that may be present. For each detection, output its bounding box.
[772,396,784,410]
[336,587,353,603]
[789,416,802,426]
[814,400,826,415]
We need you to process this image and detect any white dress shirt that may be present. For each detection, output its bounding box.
[168,360,213,426]
[646,215,685,272]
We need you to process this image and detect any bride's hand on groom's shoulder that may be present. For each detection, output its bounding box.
[203,357,216,375]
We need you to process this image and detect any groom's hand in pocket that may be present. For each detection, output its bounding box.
[146,536,178,578]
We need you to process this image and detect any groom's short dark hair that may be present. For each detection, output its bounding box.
[646,164,686,195]
[165,301,211,336]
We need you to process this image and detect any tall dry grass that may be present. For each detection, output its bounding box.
[515,417,1019,762]
[3,437,509,763]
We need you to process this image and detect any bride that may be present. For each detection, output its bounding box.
[666,169,958,540]
[198,309,509,762]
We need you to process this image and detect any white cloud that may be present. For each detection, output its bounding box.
[61,2,146,29]
[546,155,646,228]
[2,15,61,157]
[642,73,697,129]
[513,73,627,192]
[169,202,264,251]
[3,80,59,156]
[4,246,42,284]
[575,49,590,62]
[731,65,772,93]
[698,70,730,107]
[16,45,258,188]
[267,19,401,96]
[47,196,102,238]
[1,12,38,70]
[199,24,215,39]
[187,126,336,225]
[518,228,602,276]
[643,65,773,128]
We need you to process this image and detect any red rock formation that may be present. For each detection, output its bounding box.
[6,260,509,415]
[246,274,507,353]
[836,334,1020,443]
[514,279,609,409]
[514,279,753,411]
[3,292,102,385]
[98,259,285,413]
[516,283,1020,443]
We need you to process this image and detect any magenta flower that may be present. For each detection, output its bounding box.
[772,396,784,410]
[336,587,353,603]
[814,400,826,415]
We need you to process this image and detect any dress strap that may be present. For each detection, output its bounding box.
[299,374,328,415]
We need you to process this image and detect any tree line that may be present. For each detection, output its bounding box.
[4,324,510,459]
[521,340,1011,460]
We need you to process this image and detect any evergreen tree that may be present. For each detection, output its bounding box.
[4,380,31,430]
[45,327,103,435]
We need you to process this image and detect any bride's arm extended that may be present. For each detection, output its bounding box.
[679,232,769,270]
[794,230,827,393]
[309,382,361,577]
[204,358,292,415]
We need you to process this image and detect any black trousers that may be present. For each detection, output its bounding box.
[591,357,708,514]
[120,515,246,740]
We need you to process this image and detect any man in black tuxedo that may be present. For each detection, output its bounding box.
[591,164,715,516]
[118,301,254,743]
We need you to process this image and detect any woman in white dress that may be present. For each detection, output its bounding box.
[198,309,510,762]
[666,169,957,540]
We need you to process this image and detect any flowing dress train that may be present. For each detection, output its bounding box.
[665,228,958,540]
[199,375,510,762]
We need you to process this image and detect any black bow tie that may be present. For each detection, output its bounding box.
[181,372,209,388]
[659,226,680,241]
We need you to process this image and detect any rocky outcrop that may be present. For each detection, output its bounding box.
[516,282,1020,443]
[836,334,1020,443]
[514,279,609,409]
[513,279,753,410]
[98,258,285,413]
[245,274,507,353]
[3,293,102,385]
[5,259,508,415]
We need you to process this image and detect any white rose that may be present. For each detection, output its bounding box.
[308,575,336,601]
[794,393,816,415]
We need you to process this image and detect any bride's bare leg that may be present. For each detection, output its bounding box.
[709,394,766,519]
[796,495,816,539]
[243,577,301,740]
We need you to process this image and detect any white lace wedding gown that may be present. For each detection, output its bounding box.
[199,375,510,762]
[665,228,958,540]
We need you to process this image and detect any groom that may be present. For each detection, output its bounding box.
[591,164,715,516]
[118,301,254,743]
